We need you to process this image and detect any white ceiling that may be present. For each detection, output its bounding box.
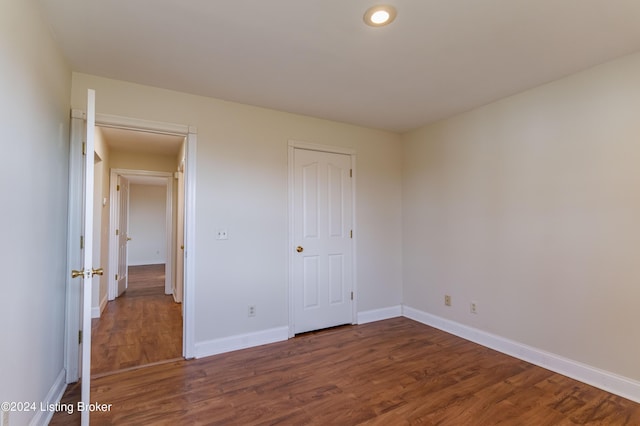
[39,0,640,133]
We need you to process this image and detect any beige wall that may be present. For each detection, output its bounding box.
[0,0,71,423]
[128,184,167,265]
[71,73,404,343]
[402,52,640,381]
[109,149,178,172]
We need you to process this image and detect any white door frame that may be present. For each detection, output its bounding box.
[65,112,197,380]
[287,140,357,338]
[174,159,185,304]
[108,169,174,300]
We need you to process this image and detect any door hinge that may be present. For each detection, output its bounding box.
[82,142,86,156]
[115,229,119,236]
[78,330,83,344]
[80,235,84,249]
[350,169,352,178]
[350,230,353,239]
[115,274,118,281]
[351,291,354,300]
[117,184,120,191]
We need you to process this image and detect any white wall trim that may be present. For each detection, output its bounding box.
[96,113,189,136]
[164,177,173,295]
[29,369,66,426]
[357,305,402,324]
[194,327,289,359]
[402,305,640,404]
[183,130,197,358]
[288,139,356,155]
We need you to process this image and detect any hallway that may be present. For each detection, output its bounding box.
[91,264,183,376]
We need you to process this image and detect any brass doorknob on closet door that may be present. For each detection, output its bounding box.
[296,246,304,253]
[127,237,132,241]
[92,267,104,276]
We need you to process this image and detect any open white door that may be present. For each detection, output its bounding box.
[116,175,130,297]
[70,89,98,426]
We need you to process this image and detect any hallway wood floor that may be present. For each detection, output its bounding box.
[90,264,182,376]
[51,317,639,425]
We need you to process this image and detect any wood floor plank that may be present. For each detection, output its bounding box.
[51,317,640,425]
[90,264,182,376]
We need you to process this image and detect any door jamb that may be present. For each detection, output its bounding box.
[287,140,357,338]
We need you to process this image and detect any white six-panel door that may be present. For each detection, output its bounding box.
[293,148,353,334]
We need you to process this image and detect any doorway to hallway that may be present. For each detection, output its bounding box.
[95,126,185,376]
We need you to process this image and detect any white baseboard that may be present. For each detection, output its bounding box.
[358,305,402,324]
[91,294,109,318]
[194,326,289,359]
[29,369,66,426]
[402,305,640,403]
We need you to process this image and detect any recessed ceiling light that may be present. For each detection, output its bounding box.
[363,5,397,27]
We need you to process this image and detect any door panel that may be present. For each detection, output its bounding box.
[302,163,319,238]
[293,149,353,334]
[329,254,344,304]
[303,256,320,308]
[328,164,345,237]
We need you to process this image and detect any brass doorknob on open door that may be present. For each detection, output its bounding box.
[296,246,304,253]
[71,268,104,278]
[127,237,132,241]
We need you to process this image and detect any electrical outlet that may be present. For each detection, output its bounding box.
[248,305,256,317]
[470,302,477,314]
[444,295,451,306]
[216,229,229,240]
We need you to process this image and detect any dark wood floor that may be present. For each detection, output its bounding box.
[51,317,639,425]
[91,264,182,376]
